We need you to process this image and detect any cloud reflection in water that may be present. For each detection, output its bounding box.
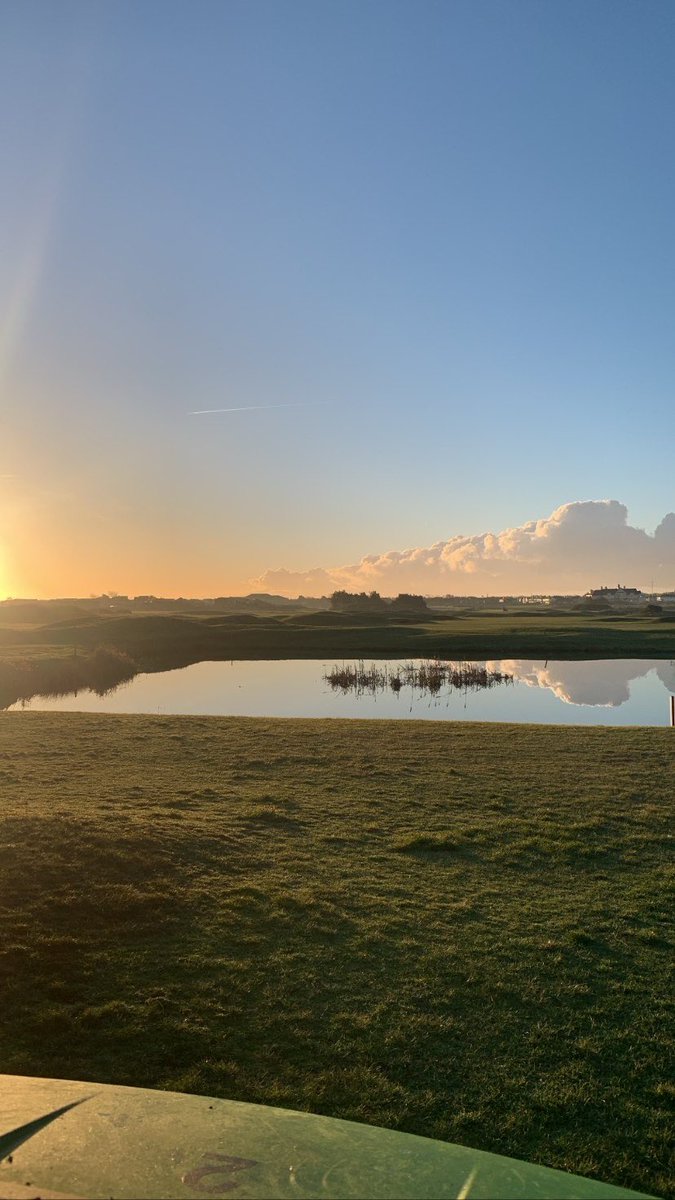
[487,660,675,708]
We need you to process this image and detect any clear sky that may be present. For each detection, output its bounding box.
[1,0,674,597]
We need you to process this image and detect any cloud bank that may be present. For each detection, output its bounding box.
[254,500,675,596]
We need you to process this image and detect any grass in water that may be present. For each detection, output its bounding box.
[324,659,513,696]
[0,713,672,1198]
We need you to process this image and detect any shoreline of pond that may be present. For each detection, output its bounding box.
[6,656,674,727]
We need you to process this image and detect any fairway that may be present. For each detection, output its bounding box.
[1,714,673,1198]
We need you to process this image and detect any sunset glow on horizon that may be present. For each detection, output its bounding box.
[2,0,674,601]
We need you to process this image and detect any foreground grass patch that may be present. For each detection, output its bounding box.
[0,713,672,1197]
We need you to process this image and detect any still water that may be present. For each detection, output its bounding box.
[10,658,675,726]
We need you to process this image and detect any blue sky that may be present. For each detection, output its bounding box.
[1,0,674,595]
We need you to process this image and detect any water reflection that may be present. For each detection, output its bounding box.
[324,660,513,696]
[323,658,675,711]
[490,659,675,707]
[6,657,675,725]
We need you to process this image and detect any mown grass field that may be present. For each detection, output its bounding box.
[1,713,673,1197]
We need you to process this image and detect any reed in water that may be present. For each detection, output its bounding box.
[324,659,513,696]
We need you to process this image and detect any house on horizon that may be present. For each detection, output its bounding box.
[585,585,644,604]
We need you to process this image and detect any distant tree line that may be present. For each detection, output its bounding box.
[330,590,428,614]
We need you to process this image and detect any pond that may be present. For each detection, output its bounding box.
[8,657,675,725]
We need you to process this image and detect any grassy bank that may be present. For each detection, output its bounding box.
[0,647,136,709]
[0,609,674,705]
[1,713,672,1196]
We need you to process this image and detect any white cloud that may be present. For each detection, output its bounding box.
[254,499,675,596]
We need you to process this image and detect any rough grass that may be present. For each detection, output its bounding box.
[0,713,672,1198]
[1,609,674,673]
[0,647,135,708]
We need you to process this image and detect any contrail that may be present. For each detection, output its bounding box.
[189,402,327,415]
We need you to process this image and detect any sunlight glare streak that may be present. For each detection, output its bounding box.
[0,143,69,397]
[0,27,96,397]
[456,1168,478,1200]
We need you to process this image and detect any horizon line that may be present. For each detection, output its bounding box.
[2,586,672,604]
